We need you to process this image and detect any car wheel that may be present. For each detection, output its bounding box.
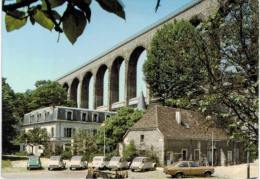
[204,171,212,177]
[131,169,135,172]
[175,173,183,178]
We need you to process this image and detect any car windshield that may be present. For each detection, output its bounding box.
[133,157,144,162]
[111,157,120,161]
[50,156,61,161]
[71,156,82,161]
[29,156,39,160]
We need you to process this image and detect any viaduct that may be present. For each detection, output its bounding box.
[56,0,219,111]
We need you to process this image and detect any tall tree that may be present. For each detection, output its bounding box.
[2,78,18,153]
[96,107,143,152]
[144,0,258,156]
[29,80,72,110]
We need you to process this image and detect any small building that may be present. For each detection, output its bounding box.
[22,106,116,154]
[123,105,245,166]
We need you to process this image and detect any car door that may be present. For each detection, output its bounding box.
[178,161,190,176]
[189,161,201,176]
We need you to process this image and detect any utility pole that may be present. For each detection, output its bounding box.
[247,151,250,179]
[212,131,214,167]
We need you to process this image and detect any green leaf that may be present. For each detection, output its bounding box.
[5,14,27,32]
[33,9,54,30]
[96,0,125,19]
[41,0,66,10]
[62,7,87,44]
[76,1,91,22]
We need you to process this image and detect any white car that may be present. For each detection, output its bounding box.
[130,157,156,172]
[108,156,129,170]
[92,156,109,170]
[48,156,66,170]
[69,156,88,170]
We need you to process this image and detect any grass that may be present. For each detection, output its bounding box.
[2,160,12,168]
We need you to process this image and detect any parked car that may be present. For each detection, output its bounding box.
[92,156,109,170]
[69,156,88,170]
[107,156,129,170]
[130,157,156,172]
[48,156,66,170]
[27,155,42,170]
[163,161,214,178]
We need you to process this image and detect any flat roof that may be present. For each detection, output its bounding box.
[56,0,202,81]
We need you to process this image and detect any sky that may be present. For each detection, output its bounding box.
[3,0,193,93]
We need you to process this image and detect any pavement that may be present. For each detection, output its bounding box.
[1,158,259,179]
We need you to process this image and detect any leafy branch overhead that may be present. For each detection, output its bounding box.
[3,0,161,44]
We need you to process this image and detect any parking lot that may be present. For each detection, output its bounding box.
[2,157,258,179]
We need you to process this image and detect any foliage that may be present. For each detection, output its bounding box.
[72,129,98,161]
[61,150,72,159]
[123,140,137,162]
[2,160,12,168]
[28,80,70,109]
[144,0,258,156]
[2,78,19,153]
[96,107,143,153]
[144,146,159,165]
[15,127,50,153]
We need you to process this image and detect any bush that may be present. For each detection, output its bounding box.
[123,140,137,162]
[61,150,72,159]
[14,151,27,156]
[145,146,159,166]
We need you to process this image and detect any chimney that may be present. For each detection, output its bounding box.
[176,111,181,124]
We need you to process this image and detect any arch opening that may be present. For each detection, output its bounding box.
[127,46,147,100]
[70,78,79,107]
[95,65,108,107]
[111,56,125,104]
[81,72,93,109]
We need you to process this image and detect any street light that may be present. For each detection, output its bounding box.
[101,123,106,157]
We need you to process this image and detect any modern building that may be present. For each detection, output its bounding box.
[123,105,245,166]
[22,106,116,154]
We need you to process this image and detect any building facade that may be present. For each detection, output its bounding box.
[123,105,245,166]
[22,106,116,154]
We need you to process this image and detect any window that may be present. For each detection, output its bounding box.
[105,115,110,120]
[194,149,200,161]
[37,113,41,122]
[181,149,188,160]
[140,135,144,143]
[81,112,87,121]
[45,112,50,120]
[51,127,54,137]
[64,128,72,138]
[30,115,34,123]
[92,113,99,122]
[190,162,199,167]
[178,162,189,167]
[66,111,73,120]
[228,151,233,163]
[93,129,97,135]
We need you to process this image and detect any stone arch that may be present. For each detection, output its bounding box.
[95,64,108,107]
[70,78,79,107]
[81,72,93,108]
[111,56,125,104]
[127,46,147,99]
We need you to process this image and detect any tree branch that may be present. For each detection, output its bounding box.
[3,0,38,12]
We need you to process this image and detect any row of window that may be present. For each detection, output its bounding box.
[63,128,97,138]
[65,110,110,122]
[29,111,50,123]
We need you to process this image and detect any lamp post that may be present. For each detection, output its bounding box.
[101,123,106,157]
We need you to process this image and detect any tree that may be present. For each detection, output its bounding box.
[28,80,72,110]
[144,0,258,156]
[72,129,98,160]
[96,107,143,153]
[2,78,18,153]
[3,0,161,44]
[15,127,50,153]
[123,140,137,162]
